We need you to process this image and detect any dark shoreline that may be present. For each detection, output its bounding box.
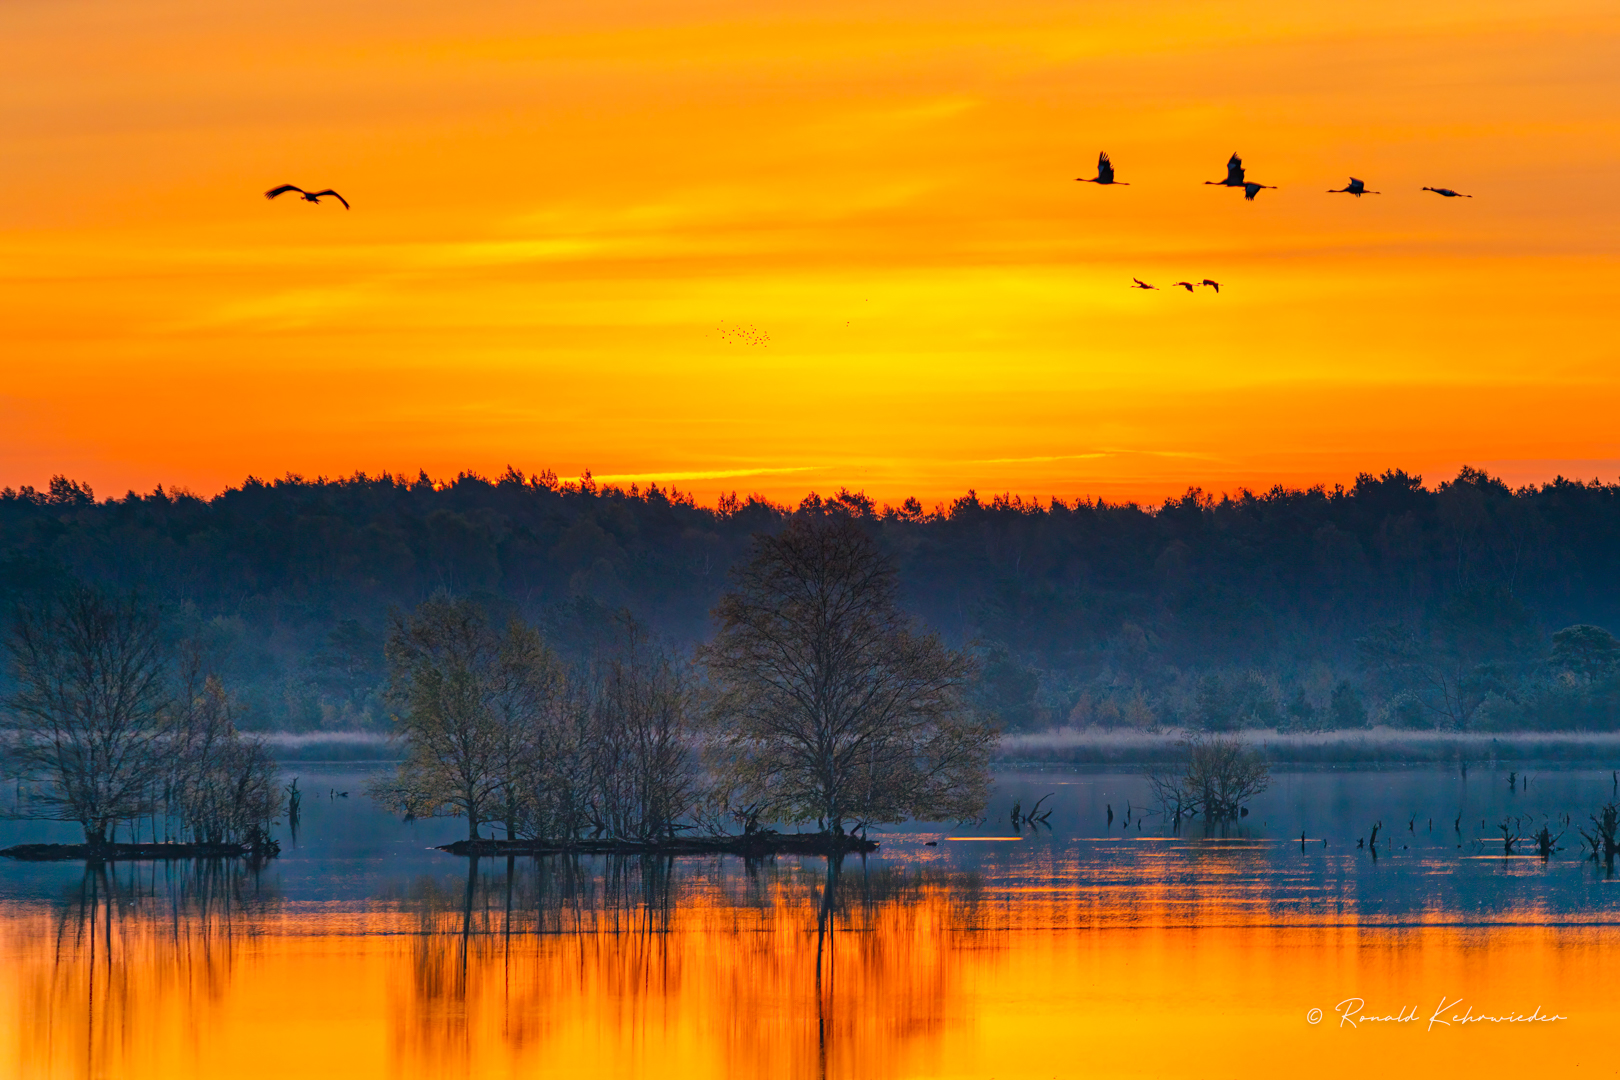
[438,833,880,858]
[0,842,256,862]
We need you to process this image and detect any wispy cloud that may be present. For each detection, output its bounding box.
[573,466,817,485]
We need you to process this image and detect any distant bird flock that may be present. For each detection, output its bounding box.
[1080,151,1475,291]
[713,321,771,347]
[261,151,1476,302]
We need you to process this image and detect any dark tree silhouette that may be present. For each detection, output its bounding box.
[703,513,994,833]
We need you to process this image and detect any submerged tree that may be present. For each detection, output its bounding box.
[703,513,995,835]
[1147,734,1270,824]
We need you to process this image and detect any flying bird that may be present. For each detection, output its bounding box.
[1205,153,1246,188]
[1171,281,1196,292]
[1206,154,1275,199]
[1077,151,1128,185]
[1199,279,1220,293]
[1422,186,1472,198]
[1131,278,1158,290]
[265,184,350,208]
[1329,177,1380,196]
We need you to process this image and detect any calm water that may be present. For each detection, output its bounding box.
[3,763,1620,1079]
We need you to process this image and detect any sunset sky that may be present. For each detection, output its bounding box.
[3,0,1617,506]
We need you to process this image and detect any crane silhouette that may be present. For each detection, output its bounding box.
[1422,186,1472,198]
[1199,279,1220,293]
[1171,281,1196,292]
[1076,151,1127,185]
[265,184,350,208]
[1206,153,1246,187]
[1130,278,1158,290]
[1329,177,1380,196]
[1206,154,1275,199]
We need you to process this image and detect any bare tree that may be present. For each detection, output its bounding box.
[585,620,699,841]
[702,513,995,835]
[1147,734,1269,824]
[167,674,280,847]
[3,586,173,847]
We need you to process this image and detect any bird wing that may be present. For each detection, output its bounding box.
[1097,154,1114,183]
[1244,182,1260,200]
[308,189,350,208]
[265,184,304,199]
[1226,153,1243,184]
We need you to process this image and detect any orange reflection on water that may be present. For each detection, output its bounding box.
[1,857,1616,1079]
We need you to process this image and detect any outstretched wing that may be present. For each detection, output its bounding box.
[1097,152,1114,183]
[265,184,304,200]
[1226,153,1243,184]
[308,189,350,209]
[1244,182,1261,200]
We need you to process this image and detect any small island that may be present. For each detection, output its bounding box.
[0,841,264,862]
[438,832,879,858]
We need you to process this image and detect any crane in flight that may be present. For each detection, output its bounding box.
[1422,186,1472,198]
[1171,281,1196,292]
[1199,279,1220,293]
[1206,154,1276,200]
[1205,153,1245,188]
[1131,278,1158,290]
[1076,152,1127,185]
[1329,177,1380,196]
[265,185,350,208]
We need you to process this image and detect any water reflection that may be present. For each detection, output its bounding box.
[6,768,1620,1079]
[387,854,978,1080]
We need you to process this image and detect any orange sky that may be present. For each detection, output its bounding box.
[3,0,1618,507]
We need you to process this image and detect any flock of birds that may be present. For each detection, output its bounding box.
[1078,150,1472,201]
[1079,151,1474,291]
[712,320,771,347]
[263,152,1477,300]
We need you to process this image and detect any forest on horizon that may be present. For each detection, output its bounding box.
[3,464,1620,735]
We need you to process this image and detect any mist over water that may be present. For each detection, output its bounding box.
[3,764,1618,1079]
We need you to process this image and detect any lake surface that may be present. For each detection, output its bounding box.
[3,762,1619,1079]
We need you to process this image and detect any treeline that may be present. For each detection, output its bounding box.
[5,465,1620,732]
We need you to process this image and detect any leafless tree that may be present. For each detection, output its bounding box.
[584,620,699,841]
[166,673,280,846]
[3,586,174,847]
[702,513,995,835]
[1147,733,1270,824]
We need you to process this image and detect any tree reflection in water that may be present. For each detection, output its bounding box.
[12,859,276,1078]
[391,853,980,1080]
